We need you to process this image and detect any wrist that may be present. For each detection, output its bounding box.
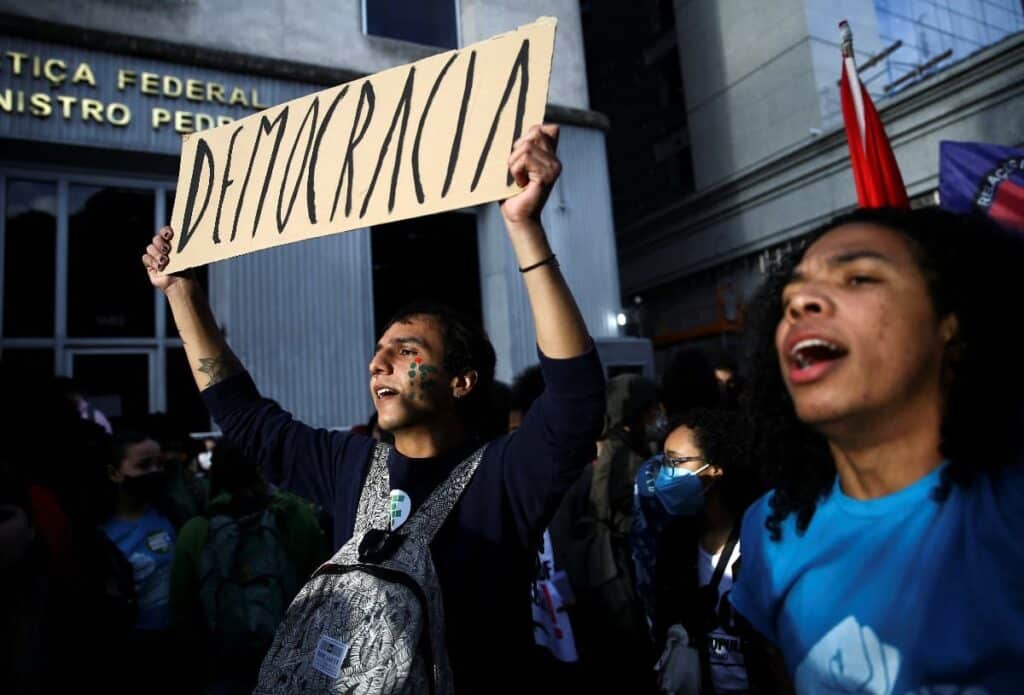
[163,276,200,302]
[508,224,552,267]
[504,217,544,236]
[518,254,558,274]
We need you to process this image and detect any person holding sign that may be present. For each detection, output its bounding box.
[141,124,605,692]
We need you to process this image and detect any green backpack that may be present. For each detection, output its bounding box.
[198,507,298,663]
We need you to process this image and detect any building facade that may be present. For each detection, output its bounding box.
[616,0,1024,366]
[0,0,633,431]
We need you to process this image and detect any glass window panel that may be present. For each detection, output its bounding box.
[165,347,210,433]
[371,211,481,337]
[68,184,156,337]
[0,347,54,380]
[71,352,149,421]
[4,180,56,337]
[365,0,458,49]
[875,0,1024,91]
[163,191,208,337]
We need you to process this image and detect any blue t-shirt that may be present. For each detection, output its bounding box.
[731,461,1024,694]
[102,507,177,631]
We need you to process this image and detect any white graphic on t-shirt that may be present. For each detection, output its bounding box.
[795,616,900,694]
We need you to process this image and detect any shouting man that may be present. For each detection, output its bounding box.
[142,124,605,692]
[733,207,1024,693]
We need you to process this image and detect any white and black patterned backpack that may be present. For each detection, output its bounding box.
[254,442,485,694]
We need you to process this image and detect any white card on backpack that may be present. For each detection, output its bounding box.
[312,634,349,679]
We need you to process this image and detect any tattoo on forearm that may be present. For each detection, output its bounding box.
[197,351,242,387]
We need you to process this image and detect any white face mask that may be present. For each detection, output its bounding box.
[197,451,213,471]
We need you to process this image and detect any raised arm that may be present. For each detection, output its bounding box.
[141,227,242,390]
[496,125,606,543]
[141,228,354,512]
[500,124,590,358]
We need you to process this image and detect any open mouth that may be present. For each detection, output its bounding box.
[789,338,848,371]
[375,387,399,401]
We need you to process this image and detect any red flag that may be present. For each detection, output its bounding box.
[839,21,909,209]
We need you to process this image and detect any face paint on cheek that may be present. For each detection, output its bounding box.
[408,361,440,401]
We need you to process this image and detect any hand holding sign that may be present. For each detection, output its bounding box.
[142,226,190,293]
[501,124,561,229]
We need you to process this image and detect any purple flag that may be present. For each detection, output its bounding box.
[939,141,1024,230]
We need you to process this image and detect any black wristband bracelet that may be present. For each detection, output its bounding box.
[518,254,558,273]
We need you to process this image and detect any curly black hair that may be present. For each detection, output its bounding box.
[666,408,765,521]
[660,349,721,416]
[741,207,1024,540]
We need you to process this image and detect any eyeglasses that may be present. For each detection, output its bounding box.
[663,455,707,470]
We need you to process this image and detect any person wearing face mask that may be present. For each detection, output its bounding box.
[103,429,177,631]
[632,409,766,694]
[143,413,210,530]
[101,428,184,693]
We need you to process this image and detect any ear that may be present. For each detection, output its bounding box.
[706,465,725,479]
[939,314,963,391]
[450,369,479,400]
[939,314,959,345]
[107,464,123,484]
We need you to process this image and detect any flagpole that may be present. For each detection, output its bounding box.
[837,18,909,208]
[840,20,866,155]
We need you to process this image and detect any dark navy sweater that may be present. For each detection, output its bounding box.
[201,347,605,692]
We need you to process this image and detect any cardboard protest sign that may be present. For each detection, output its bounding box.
[165,17,557,272]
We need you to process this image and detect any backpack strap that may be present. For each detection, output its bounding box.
[403,444,487,542]
[708,525,740,595]
[352,442,393,538]
[328,442,485,568]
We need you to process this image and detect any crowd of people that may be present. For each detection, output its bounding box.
[3,126,1024,694]
[0,371,330,694]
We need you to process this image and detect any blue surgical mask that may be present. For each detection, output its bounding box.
[654,462,709,516]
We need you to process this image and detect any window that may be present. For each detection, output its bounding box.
[166,346,211,432]
[874,0,1024,93]
[68,184,156,337]
[68,351,150,420]
[0,171,210,432]
[364,0,459,49]
[0,347,54,380]
[370,211,481,337]
[4,180,56,337]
